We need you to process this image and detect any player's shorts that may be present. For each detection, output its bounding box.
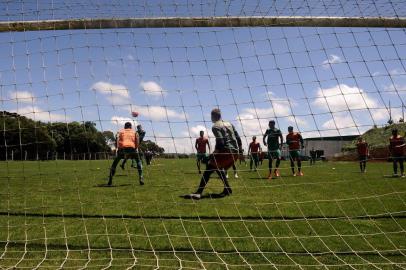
[117,148,141,160]
[289,150,301,160]
[196,152,208,162]
[358,155,367,162]
[209,149,240,170]
[268,149,281,159]
[392,155,404,162]
[251,153,259,162]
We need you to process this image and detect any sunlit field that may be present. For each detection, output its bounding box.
[0,158,405,269]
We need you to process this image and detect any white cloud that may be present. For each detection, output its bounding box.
[91,81,130,105]
[313,84,378,112]
[322,54,343,68]
[111,116,137,128]
[182,124,211,138]
[389,69,405,76]
[140,81,167,96]
[134,105,187,121]
[9,91,35,103]
[127,54,135,61]
[13,106,67,122]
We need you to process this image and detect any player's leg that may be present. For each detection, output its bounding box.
[289,153,295,175]
[134,153,144,185]
[268,152,273,179]
[297,156,303,176]
[393,158,398,176]
[217,168,232,195]
[232,163,238,178]
[195,163,215,195]
[196,154,201,174]
[249,154,253,171]
[108,151,124,185]
[120,158,127,170]
[400,158,404,176]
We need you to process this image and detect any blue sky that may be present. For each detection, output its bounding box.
[1,1,406,152]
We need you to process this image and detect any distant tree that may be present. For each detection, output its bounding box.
[140,140,165,154]
[102,130,116,149]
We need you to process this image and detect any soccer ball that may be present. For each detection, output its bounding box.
[131,111,139,117]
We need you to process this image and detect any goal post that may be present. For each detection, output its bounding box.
[1,16,406,32]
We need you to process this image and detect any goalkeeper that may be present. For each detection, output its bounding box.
[187,108,243,199]
[108,122,144,186]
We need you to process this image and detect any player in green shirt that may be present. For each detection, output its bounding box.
[263,120,283,179]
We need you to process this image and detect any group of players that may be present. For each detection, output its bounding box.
[195,119,305,180]
[356,128,406,177]
[107,108,406,199]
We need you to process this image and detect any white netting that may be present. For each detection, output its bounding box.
[0,1,406,269]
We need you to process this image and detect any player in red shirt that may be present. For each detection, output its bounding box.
[248,136,262,171]
[195,130,211,174]
[356,137,369,173]
[286,126,304,176]
[389,128,405,177]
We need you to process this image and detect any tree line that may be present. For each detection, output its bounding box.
[0,111,164,160]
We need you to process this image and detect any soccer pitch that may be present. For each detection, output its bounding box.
[0,159,405,269]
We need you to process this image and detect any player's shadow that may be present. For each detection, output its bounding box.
[383,175,404,179]
[249,177,268,180]
[95,183,132,188]
[180,193,229,200]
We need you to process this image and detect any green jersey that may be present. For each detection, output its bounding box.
[264,128,282,150]
[212,120,242,151]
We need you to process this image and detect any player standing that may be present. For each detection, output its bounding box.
[121,124,146,169]
[286,126,304,176]
[248,136,261,171]
[187,108,243,199]
[108,122,144,186]
[195,130,211,174]
[263,120,283,179]
[356,137,369,173]
[389,128,405,177]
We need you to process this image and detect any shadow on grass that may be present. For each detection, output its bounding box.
[383,175,405,178]
[95,183,132,188]
[249,177,269,180]
[180,193,230,200]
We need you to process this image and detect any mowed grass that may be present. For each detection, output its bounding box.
[0,158,405,269]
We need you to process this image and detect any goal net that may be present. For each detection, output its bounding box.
[0,1,405,269]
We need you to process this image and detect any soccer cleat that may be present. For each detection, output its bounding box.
[234,173,239,179]
[293,173,297,177]
[274,170,280,177]
[402,174,406,178]
[393,173,399,177]
[188,193,201,200]
[139,176,145,185]
[226,173,229,179]
[268,172,273,180]
[219,189,232,197]
[298,171,304,176]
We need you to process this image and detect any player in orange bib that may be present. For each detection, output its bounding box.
[108,122,143,186]
[389,128,405,177]
[286,126,304,176]
[356,137,369,173]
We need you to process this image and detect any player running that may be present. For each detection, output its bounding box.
[286,126,304,176]
[356,137,369,173]
[389,128,405,177]
[195,130,211,174]
[108,122,144,186]
[248,136,261,171]
[263,120,283,179]
[187,108,243,199]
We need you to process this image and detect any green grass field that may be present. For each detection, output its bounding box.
[0,158,405,269]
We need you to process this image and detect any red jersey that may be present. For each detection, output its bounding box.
[196,137,209,153]
[356,142,368,156]
[286,132,303,150]
[249,142,261,153]
[390,135,405,156]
